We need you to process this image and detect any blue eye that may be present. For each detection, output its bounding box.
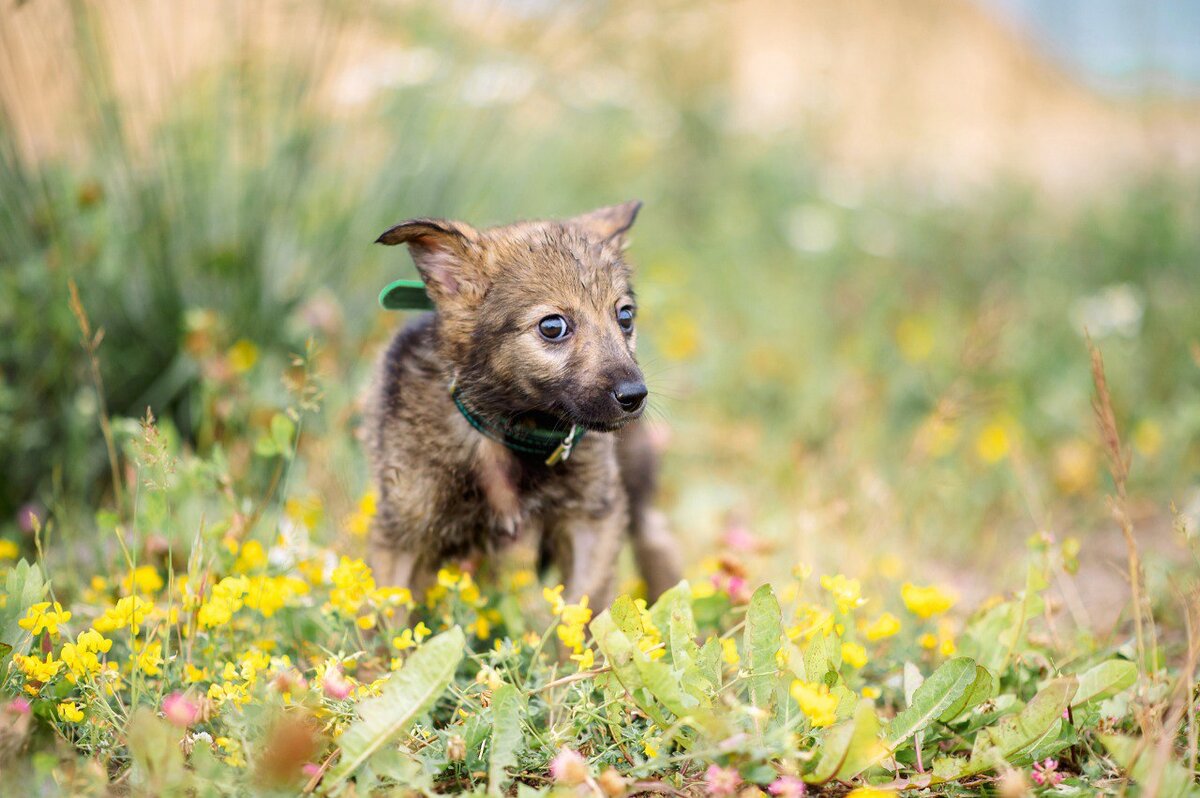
[617,305,635,332]
[538,315,570,341]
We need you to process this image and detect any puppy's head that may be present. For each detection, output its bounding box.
[377,201,647,431]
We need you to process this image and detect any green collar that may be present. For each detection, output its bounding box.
[451,387,584,466]
[379,279,583,465]
[379,279,435,311]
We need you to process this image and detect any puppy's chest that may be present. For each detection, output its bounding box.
[468,439,582,541]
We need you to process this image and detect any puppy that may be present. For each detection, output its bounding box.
[364,202,680,608]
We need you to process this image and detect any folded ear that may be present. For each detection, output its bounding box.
[567,200,643,245]
[376,218,481,306]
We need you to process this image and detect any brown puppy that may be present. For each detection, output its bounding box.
[364,202,680,609]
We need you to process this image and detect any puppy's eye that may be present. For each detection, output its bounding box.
[616,305,635,332]
[538,314,571,341]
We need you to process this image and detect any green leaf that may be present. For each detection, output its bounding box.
[1100,733,1198,798]
[0,559,48,670]
[744,584,782,709]
[803,634,838,685]
[609,596,645,642]
[326,627,465,786]
[835,699,885,780]
[488,683,525,796]
[938,665,996,723]
[1071,659,1136,707]
[127,708,188,796]
[806,717,856,784]
[590,610,670,728]
[947,676,1078,780]
[270,412,296,456]
[883,657,976,749]
[634,654,703,718]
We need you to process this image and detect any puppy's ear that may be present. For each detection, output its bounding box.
[567,200,642,246]
[376,218,482,306]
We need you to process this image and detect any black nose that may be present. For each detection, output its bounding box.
[613,381,648,413]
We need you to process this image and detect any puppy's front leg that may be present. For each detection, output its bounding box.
[553,506,625,610]
[369,522,438,627]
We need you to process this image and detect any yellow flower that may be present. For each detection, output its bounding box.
[185,663,211,683]
[863,612,901,641]
[60,628,113,683]
[841,642,868,669]
[356,615,376,631]
[15,651,63,690]
[57,701,85,723]
[560,596,592,629]
[94,595,153,634]
[134,640,163,676]
[243,575,309,618]
[862,686,881,699]
[285,495,324,530]
[571,647,595,670]
[472,615,491,640]
[720,637,740,666]
[19,601,72,636]
[901,583,956,619]
[643,739,659,758]
[510,569,535,590]
[120,565,164,595]
[845,788,894,798]
[197,576,250,628]
[895,315,934,363]
[0,539,18,560]
[227,339,259,374]
[542,584,565,615]
[820,574,863,614]
[790,680,838,727]
[1133,419,1163,459]
[344,491,378,538]
[233,540,268,573]
[918,632,938,650]
[786,603,835,642]
[660,310,700,361]
[437,566,462,588]
[328,557,375,617]
[975,419,1014,463]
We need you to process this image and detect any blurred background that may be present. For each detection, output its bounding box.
[2,0,1198,626]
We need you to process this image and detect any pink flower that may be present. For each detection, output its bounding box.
[705,764,742,796]
[162,692,200,727]
[8,697,31,714]
[549,747,589,786]
[322,667,353,700]
[769,775,806,797]
[301,763,322,778]
[721,524,759,553]
[1031,758,1064,787]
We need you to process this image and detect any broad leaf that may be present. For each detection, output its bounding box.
[0,559,48,670]
[806,717,857,784]
[835,699,885,780]
[488,684,525,796]
[744,584,782,709]
[1100,733,1197,798]
[938,665,996,723]
[590,610,670,728]
[1072,659,1136,707]
[947,676,1078,780]
[884,657,976,749]
[327,627,465,786]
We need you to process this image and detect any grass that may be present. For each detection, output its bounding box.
[1,0,1199,794]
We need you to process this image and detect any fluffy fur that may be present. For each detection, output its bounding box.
[364,202,680,608]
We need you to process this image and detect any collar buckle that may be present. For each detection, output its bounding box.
[544,424,580,466]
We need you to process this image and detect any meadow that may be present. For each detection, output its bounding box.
[1,2,1198,795]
